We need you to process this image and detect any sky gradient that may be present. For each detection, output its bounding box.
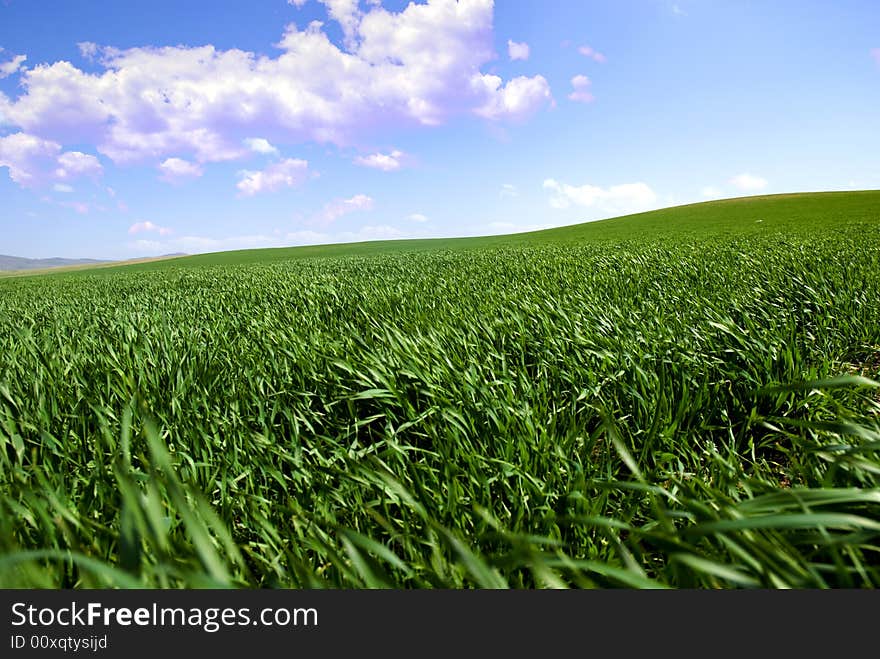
[1,0,878,259]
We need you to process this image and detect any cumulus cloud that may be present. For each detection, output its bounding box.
[56,151,103,179]
[543,179,658,215]
[578,45,606,63]
[568,75,594,104]
[473,74,553,121]
[729,173,768,192]
[0,132,103,188]
[1,0,553,181]
[243,137,279,155]
[158,157,204,183]
[313,193,374,225]
[236,158,309,196]
[508,40,530,61]
[129,220,173,236]
[0,52,27,79]
[355,149,404,171]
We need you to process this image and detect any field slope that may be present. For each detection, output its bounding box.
[0,191,878,588]
[78,190,880,272]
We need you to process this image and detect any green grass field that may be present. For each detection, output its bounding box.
[1,191,879,588]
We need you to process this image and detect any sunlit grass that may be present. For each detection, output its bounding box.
[1,192,878,588]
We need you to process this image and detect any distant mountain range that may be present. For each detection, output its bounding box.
[0,254,108,271]
[0,253,188,272]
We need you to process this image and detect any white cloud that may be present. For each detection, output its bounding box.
[1,0,552,178]
[408,213,429,223]
[672,4,687,17]
[236,158,309,196]
[568,75,594,104]
[313,193,374,225]
[0,132,103,188]
[507,40,530,61]
[577,45,606,64]
[729,173,768,192]
[55,151,103,179]
[473,74,553,121]
[243,137,279,155]
[543,179,658,215]
[0,53,26,79]
[0,132,64,188]
[500,183,518,197]
[77,42,99,60]
[53,183,74,193]
[355,149,404,171]
[129,220,173,236]
[158,157,204,183]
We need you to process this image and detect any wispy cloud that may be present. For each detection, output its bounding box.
[500,183,518,198]
[129,220,173,236]
[312,194,374,225]
[729,173,768,192]
[236,158,309,196]
[578,45,606,63]
[59,201,90,215]
[0,52,26,78]
[408,213,429,223]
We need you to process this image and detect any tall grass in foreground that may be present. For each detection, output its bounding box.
[0,228,879,587]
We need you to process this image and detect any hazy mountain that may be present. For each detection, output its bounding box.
[0,254,109,271]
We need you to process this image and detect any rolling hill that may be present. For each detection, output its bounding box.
[86,190,880,273]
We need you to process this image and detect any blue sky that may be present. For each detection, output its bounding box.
[1,0,878,259]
